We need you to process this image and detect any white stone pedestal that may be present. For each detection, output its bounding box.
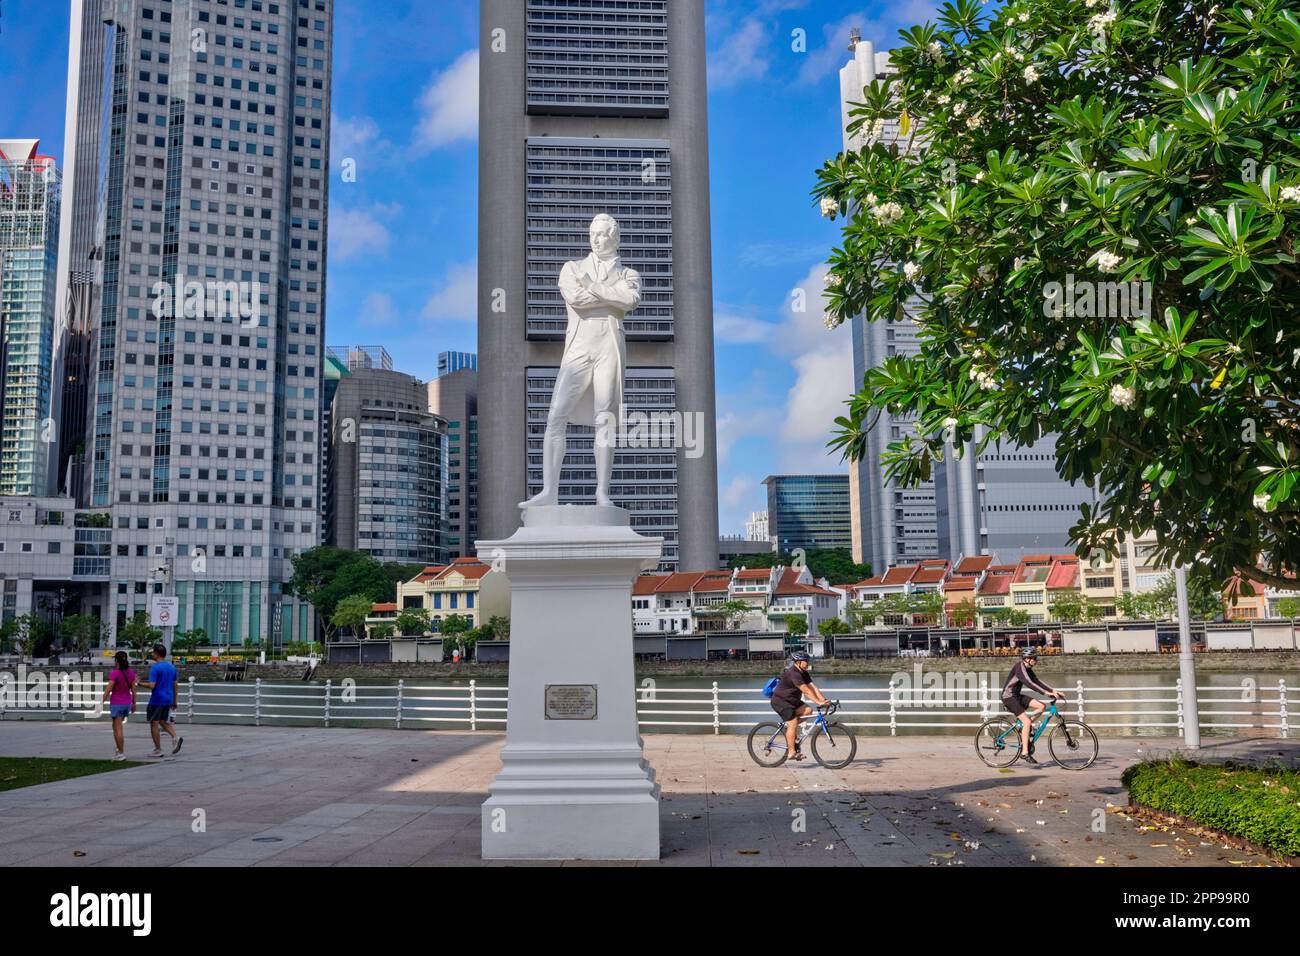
[476,505,663,860]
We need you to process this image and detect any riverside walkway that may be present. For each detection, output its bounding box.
[0,722,1288,867]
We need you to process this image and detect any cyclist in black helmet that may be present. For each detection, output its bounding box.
[770,651,831,761]
[1001,647,1065,764]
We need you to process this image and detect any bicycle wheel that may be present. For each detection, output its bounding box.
[974,716,1022,768]
[1047,719,1099,770]
[810,721,857,769]
[747,722,790,767]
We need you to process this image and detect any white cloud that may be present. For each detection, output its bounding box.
[359,291,396,327]
[708,18,771,89]
[330,203,401,261]
[776,262,853,469]
[413,50,479,153]
[421,260,477,323]
[715,308,775,344]
[331,115,395,173]
[716,406,771,468]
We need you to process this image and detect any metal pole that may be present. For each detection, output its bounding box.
[1174,565,1200,749]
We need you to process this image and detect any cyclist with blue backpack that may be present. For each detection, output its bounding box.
[767,651,831,761]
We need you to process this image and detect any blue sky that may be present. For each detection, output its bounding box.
[0,0,940,536]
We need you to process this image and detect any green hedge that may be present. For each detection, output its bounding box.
[1121,760,1300,857]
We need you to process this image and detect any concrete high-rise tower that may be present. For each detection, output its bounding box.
[54,0,334,644]
[477,0,719,571]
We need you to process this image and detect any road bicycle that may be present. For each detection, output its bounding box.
[974,699,1099,770]
[747,701,857,769]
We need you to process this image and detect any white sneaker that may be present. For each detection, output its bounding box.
[112,752,126,762]
[150,748,164,758]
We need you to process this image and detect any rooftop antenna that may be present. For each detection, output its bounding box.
[847,27,861,52]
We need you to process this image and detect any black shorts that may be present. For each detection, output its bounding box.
[146,704,174,723]
[772,699,804,722]
[1002,695,1031,716]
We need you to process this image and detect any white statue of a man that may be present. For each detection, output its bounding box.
[520,214,640,510]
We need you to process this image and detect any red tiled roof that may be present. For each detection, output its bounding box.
[881,566,916,585]
[1046,559,1079,589]
[633,575,667,596]
[693,572,732,593]
[736,568,771,580]
[978,569,1014,595]
[654,571,705,593]
[370,603,397,612]
[912,566,948,585]
[437,559,492,581]
[944,577,976,591]
[953,555,993,575]
[413,565,447,582]
[849,574,887,589]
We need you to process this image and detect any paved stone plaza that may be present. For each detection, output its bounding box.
[0,722,1290,866]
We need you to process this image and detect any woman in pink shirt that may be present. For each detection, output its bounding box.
[101,651,137,761]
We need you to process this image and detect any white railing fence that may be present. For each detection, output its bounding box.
[0,676,1290,738]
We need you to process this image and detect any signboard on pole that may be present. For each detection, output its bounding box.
[150,596,179,628]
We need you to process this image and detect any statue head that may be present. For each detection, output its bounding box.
[589,214,620,258]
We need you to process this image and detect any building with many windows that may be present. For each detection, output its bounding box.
[478,0,719,571]
[763,474,852,554]
[0,139,60,497]
[328,348,446,565]
[436,350,476,376]
[428,357,477,558]
[41,0,336,645]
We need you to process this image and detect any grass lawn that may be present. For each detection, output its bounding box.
[0,756,147,792]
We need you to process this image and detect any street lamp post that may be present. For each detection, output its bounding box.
[1174,564,1201,749]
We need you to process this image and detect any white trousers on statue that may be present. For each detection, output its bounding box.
[549,318,622,428]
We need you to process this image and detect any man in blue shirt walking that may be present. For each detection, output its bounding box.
[139,643,184,757]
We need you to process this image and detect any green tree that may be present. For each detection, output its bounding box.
[908,591,946,625]
[59,614,107,652]
[947,598,979,628]
[119,612,162,654]
[370,623,395,639]
[437,614,475,659]
[728,548,871,585]
[331,594,374,640]
[1048,591,1103,624]
[395,606,431,637]
[784,614,809,636]
[286,547,409,640]
[817,616,850,636]
[818,0,1300,596]
[485,615,511,641]
[173,628,206,652]
[846,600,880,630]
[1277,596,1300,618]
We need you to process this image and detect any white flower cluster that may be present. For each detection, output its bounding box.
[968,367,998,390]
[1253,493,1271,510]
[1095,250,1122,273]
[873,201,904,225]
[820,196,840,218]
[903,261,922,280]
[978,263,996,282]
[1109,383,1136,408]
[924,41,945,66]
[1280,185,1300,202]
[1023,63,1041,84]
[826,272,843,287]
[967,114,984,129]
[1089,10,1118,32]
[942,416,960,430]
[953,67,975,86]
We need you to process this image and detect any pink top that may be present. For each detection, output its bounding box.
[108,668,137,706]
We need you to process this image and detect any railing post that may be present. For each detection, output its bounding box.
[1279,679,1289,739]
[1174,678,1185,737]
[888,678,898,736]
[187,676,195,722]
[1075,680,1085,723]
[0,675,7,720]
[60,673,69,721]
[978,675,989,722]
[324,678,332,728]
[254,677,262,727]
[469,679,477,731]
[712,681,720,735]
[396,678,404,730]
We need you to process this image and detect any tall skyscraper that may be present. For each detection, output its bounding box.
[763,474,852,554]
[838,35,937,570]
[478,0,719,571]
[0,139,60,497]
[327,350,447,566]
[55,0,334,644]
[428,361,478,559]
[839,32,1093,569]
